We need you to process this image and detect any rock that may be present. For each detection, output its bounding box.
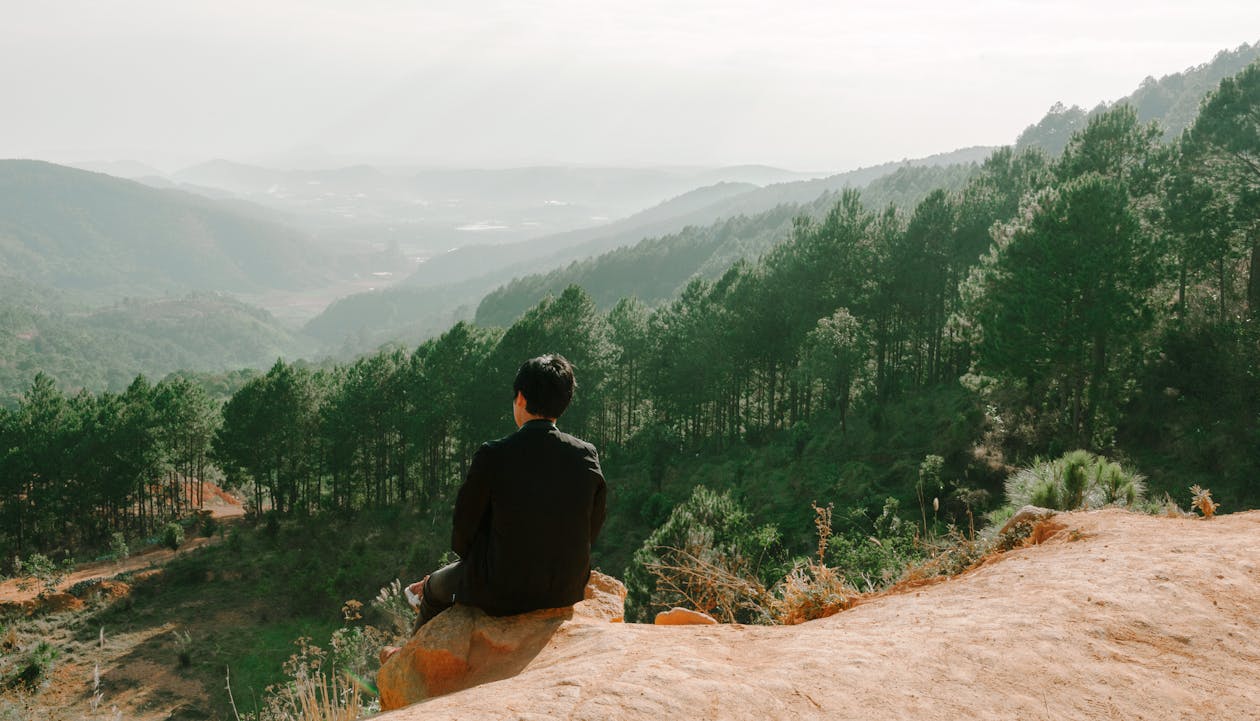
[377,571,626,710]
[1000,505,1057,535]
[654,608,717,625]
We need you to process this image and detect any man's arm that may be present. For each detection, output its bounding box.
[587,447,607,543]
[451,444,494,557]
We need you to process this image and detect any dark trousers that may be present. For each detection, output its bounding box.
[414,561,460,631]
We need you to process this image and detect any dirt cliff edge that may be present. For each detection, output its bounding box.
[378,509,1260,721]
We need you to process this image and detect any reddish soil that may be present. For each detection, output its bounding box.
[0,481,245,610]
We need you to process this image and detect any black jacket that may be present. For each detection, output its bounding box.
[451,419,606,615]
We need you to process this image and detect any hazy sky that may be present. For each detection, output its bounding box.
[3,1,1257,172]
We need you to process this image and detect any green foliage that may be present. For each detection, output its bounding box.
[13,554,69,598]
[162,522,186,551]
[1004,451,1147,511]
[624,486,782,623]
[109,532,129,562]
[826,499,925,592]
[6,642,58,690]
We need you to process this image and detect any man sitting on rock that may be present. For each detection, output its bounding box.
[410,354,607,628]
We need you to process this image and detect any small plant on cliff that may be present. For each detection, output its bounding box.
[245,637,372,721]
[773,504,855,624]
[172,629,193,669]
[1189,485,1220,518]
[7,641,59,690]
[371,580,414,640]
[1003,451,1145,512]
[626,486,782,623]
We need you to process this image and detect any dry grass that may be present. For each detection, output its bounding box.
[644,544,774,624]
[1189,485,1220,518]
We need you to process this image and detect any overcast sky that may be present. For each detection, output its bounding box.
[2,1,1257,172]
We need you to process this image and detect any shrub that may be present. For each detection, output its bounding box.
[162,522,186,551]
[1004,451,1146,511]
[1189,485,1220,518]
[624,486,781,623]
[199,511,220,538]
[172,629,193,668]
[14,553,69,597]
[9,641,58,689]
[826,498,925,592]
[110,532,130,563]
[773,504,855,624]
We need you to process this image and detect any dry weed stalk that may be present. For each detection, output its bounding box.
[772,502,855,625]
[774,563,853,625]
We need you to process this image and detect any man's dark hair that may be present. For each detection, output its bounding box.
[513,354,576,419]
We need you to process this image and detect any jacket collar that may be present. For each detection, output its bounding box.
[520,418,557,431]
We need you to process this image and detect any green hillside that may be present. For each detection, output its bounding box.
[1016,41,1260,154]
[474,163,978,327]
[0,160,330,297]
[0,278,314,402]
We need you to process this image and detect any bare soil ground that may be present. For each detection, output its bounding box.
[0,482,245,609]
[380,509,1260,721]
[0,481,252,721]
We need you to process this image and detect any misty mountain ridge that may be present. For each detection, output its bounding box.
[0,160,332,298]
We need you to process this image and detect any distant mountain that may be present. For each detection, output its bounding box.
[68,159,167,179]
[0,278,315,400]
[402,181,760,288]
[473,162,981,327]
[1017,41,1260,155]
[403,146,994,291]
[304,149,987,350]
[170,159,824,250]
[0,160,331,298]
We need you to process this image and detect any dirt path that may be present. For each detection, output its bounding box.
[0,482,245,607]
[380,509,1260,721]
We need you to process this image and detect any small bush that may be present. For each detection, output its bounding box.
[1189,485,1220,518]
[9,641,58,689]
[172,629,193,668]
[14,553,69,597]
[624,486,781,623]
[826,499,925,592]
[1004,451,1146,511]
[773,504,855,624]
[774,562,852,625]
[199,511,220,538]
[109,532,130,563]
[162,523,186,551]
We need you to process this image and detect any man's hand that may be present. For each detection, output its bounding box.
[405,576,428,610]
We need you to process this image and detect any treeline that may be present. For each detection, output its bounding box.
[3,62,1258,561]
[0,375,217,553]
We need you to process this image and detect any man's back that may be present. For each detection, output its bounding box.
[451,418,606,616]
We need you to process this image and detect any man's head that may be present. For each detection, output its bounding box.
[513,354,576,421]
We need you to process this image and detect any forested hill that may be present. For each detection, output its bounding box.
[474,162,978,327]
[0,160,331,297]
[0,278,314,402]
[1016,41,1260,155]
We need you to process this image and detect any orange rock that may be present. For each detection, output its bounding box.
[653,607,717,625]
[377,571,626,711]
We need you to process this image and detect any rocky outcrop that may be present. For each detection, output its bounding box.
[654,607,717,625]
[375,509,1260,721]
[377,571,626,710]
